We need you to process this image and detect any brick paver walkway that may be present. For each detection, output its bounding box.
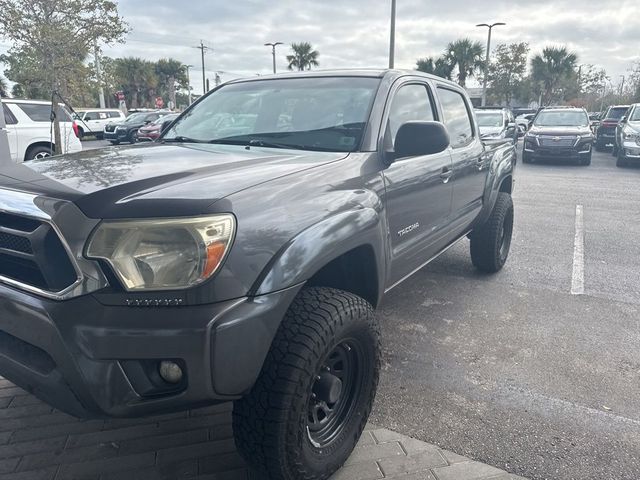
[0,378,526,480]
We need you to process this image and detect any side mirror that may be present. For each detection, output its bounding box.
[393,121,450,159]
[620,116,627,123]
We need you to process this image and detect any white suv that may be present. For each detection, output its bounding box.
[74,108,125,139]
[2,99,83,163]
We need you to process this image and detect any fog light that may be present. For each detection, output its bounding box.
[159,360,183,384]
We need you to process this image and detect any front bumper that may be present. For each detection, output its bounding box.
[621,141,640,161]
[523,137,592,159]
[103,129,129,141]
[0,282,301,418]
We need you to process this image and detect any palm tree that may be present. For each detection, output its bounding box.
[445,39,485,87]
[156,59,187,109]
[531,46,578,105]
[0,76,8,97]
[416,56,453,80]
[113,57,158,108]
[287,42,320,71]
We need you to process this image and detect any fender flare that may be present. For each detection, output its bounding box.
[475,143,515,228]
[251,207,386,300]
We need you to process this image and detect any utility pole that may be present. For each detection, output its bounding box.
[389,0,396,69]
[194,41,210,95]
[620,75,626,96]
[94,43,106,108]
[185,65,193,105]
[264,42,283,74]
[476,22,505,106]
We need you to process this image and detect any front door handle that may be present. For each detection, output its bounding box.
[440,167,453,183]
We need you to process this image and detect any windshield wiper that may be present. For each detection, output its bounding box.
[162,136,207,143]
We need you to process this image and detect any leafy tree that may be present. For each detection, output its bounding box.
[485,43,529,107]
[156,59,187,109]
[0,76,8,97]
[0,0,128,152]
[112,57,158,109]
[530,46,578,105]
[445,38,485,87]
[287,42,320,71]
[416,56,453,80]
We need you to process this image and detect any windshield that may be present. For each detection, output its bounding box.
[534,110,589,127]
[152,114,178,125]
[164,77,380,152]
[124,113,147,123]
[476,112,504,127]
[605,107,628,120]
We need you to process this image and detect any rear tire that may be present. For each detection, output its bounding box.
[233,287,381,480]
[470,192,514,273]
[581,151,592,166]
[616,150,627,168]
[25,145,53,161]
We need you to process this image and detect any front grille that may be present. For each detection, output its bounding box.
[598,126,615,136]
[0,213,78,294]
[0,231,32,254]
[539,136,576,147]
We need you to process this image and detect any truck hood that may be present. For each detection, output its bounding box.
[0,143,348,218]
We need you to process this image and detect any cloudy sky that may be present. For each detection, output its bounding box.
[2,0,639,91]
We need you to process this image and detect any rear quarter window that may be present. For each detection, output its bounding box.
[16,103,72,122]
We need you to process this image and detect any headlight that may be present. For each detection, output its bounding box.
[86,215,235,291]
[623,129,640,141]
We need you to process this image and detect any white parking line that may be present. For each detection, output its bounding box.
[571,204,585,295]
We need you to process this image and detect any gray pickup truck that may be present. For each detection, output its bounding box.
[0,70,515,479]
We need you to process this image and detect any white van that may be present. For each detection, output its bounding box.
[74,108,126,139]
[2,99,83,163]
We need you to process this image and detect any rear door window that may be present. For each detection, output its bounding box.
[17,103,72,122]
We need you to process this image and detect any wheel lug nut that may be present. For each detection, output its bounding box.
[316,375,321,380]
[324,366,330,371]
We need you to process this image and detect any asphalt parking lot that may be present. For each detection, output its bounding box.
[371,144,640,480]
[4,140,639,480]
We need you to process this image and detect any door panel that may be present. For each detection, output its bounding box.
[382,82,453,287]
[437,87,486,221]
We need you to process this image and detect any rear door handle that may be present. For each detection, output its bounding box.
[440,168,453,183]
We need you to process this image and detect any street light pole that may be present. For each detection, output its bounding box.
[185,65,193,105]
[264,42,284,74]
[476,22,505,107]
[389,0,396,69]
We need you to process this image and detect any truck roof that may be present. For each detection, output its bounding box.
[225,69,462,88]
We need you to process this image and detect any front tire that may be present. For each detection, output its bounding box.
[233,287,381,480]
[128,130,138,144]
[470,192,514,273]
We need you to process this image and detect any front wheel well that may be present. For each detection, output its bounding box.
[24,142,54,161]
[499,175,513,194]
[305,245,379,308]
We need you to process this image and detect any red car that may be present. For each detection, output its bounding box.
[136,113,179,141]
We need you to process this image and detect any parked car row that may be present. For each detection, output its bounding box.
[474,107,519,144]
[103,110,175,144]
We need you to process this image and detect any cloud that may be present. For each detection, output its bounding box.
[3,0,639,89]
